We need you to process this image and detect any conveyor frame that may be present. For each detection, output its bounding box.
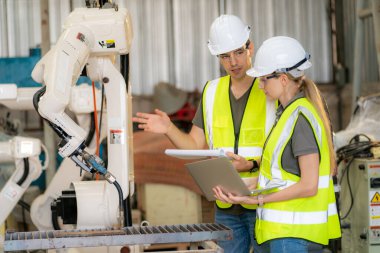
[4,223,232,252]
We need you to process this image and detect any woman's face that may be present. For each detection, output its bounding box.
[258,73,283,101]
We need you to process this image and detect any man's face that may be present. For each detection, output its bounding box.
[218,43,253,80]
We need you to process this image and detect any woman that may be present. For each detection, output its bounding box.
[213,36,341,253]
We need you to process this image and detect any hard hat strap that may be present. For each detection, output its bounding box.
[277,53,311,73]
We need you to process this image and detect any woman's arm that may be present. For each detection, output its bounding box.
[213,153,320,205]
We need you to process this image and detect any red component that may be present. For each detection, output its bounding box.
[169,102,197,121]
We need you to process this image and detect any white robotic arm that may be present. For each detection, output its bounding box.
[31,6,134,229]
[31,25,93,158]
[0,136,42,226]
[0,84,40,111]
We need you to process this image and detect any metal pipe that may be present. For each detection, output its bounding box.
[352,0,367,111]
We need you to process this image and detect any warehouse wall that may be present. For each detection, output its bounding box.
[341,0,379,83]
[1,0,379,132]
[1,0,333,95]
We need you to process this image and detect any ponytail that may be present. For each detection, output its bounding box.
[287,74,336,174]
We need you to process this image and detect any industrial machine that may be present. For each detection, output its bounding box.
[0,136,43,226]
[0,82,103,232]
[339,158,380,253]
[2,4,231,252]
[0,84,45,229]
[31,5,133,230]
[0,82,94,252]
[30,82,104,232]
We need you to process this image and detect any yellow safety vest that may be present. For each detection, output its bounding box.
[202,75,276,209]
[256,97,341,244]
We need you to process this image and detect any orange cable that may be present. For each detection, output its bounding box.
[91,81,100,180]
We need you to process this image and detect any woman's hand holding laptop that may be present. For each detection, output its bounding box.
[213,185,259,205]
[242,177,259,191]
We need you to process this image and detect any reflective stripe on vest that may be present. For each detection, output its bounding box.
[202,76,275,209]
[256,97,341,245]
[203,79,219,149]
[257,202,338,225]
[259,174,331,192]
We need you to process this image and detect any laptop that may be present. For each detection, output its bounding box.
[185,157,286,201]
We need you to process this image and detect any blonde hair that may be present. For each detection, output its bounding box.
[286,73,336,173]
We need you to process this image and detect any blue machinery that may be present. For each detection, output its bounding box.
[0,48,42,88]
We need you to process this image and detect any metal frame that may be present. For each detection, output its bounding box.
[4,223,232,252]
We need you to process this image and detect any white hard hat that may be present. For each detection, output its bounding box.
[247,36,312,78]
[208,15,251,56]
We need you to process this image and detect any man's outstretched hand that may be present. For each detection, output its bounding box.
[132,109,173,134]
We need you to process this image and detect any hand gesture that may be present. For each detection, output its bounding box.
[132,109,173,134]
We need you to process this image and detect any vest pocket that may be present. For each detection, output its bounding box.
[213,125,235,144]
[240,128,264,146]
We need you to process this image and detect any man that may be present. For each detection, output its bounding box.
[133,15,275,253]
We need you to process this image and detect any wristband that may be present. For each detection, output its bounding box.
[248,159,259,173]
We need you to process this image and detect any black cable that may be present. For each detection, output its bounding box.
[112,180,125,226]
[32,86,46,112]
[120,53,131,227]
[120,54,129,92]
[339,158,354,220]
[16,158,29,186]
[85,83,106,147]
[113,181,124,209]
[18,199,31,212]
[33,85,68,139]
[336,134,380,220]
[51,202,61,230]
[124,195,132,226]
[99,0,108,7]
[1,112,19,135]
[98,85,105,139]
[85,112,96,147]
[21,197,27,231]
[336,133,379,164]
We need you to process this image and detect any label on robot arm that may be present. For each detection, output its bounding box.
[110,129,124,144]
[3,184,22,201]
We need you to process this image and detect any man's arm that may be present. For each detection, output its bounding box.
[133,108,207,149]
